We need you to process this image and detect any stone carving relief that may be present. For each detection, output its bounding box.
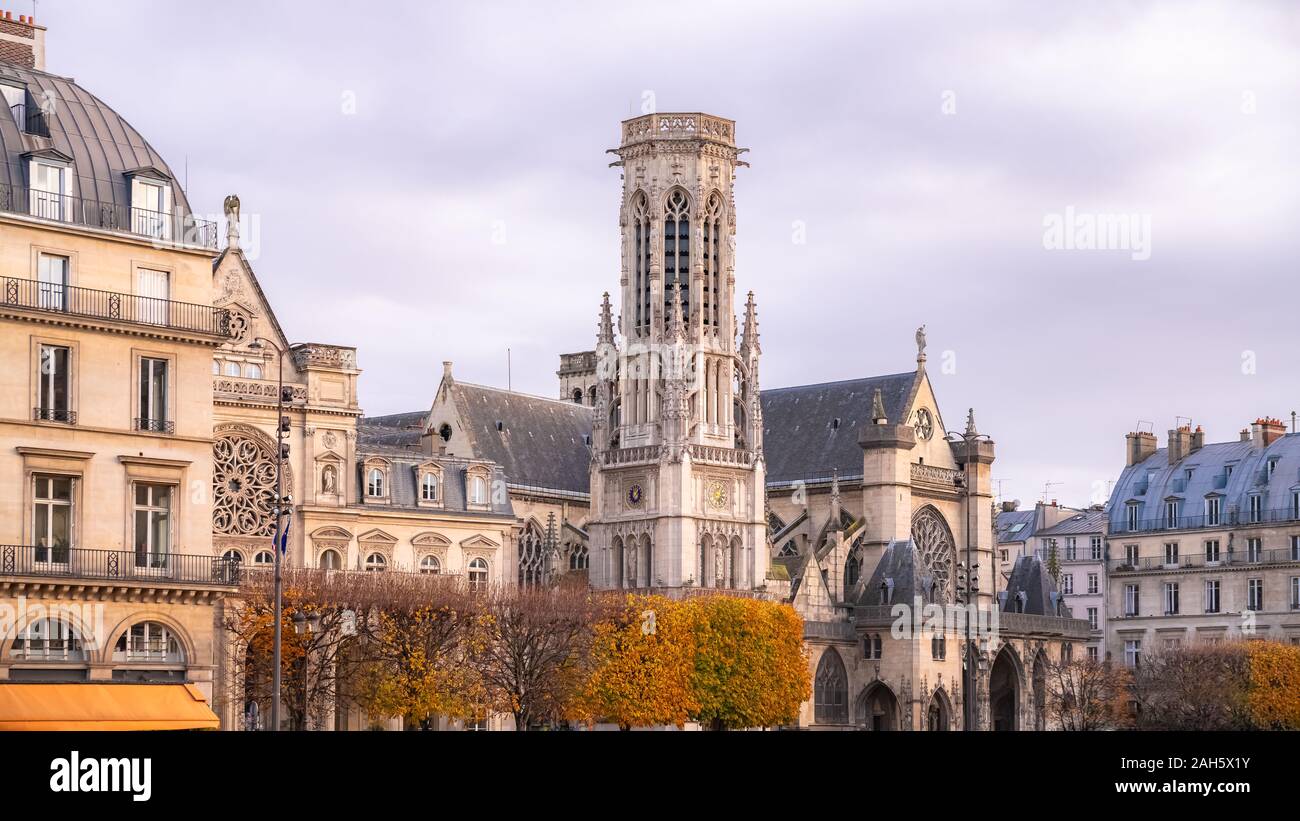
[213,425,292,537]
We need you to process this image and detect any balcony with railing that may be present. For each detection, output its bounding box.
[8,102,50,137]
[1112,506,1300,536]
[2,276,231,337]
[0,183,218,249]
[1110,546,1300,574]
[0,545,241,590]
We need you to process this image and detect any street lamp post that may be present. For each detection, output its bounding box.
[946,411,992,732]
[250,337,291,731]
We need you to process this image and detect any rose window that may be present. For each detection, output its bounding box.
[213,429,287,537]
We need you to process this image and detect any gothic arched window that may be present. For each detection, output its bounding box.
[631,192,652,335]
[663,189,690,320]
[845,546,862,589]
[518,521,547,587]
[814,649,848,724]
[702,191,722,329]
[569,542,589,571]
[911,506,956,603]
[213,427,286,538]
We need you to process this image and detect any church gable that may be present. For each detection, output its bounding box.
[212,248,294,359]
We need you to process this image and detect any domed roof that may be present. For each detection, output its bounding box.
[0,61,197,224]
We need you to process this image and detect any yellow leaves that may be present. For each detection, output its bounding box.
[1244,640,1300,729]
[578,595,810,730]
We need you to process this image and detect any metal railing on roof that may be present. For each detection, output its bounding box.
[0,182,218,249]
[1110,546,1300,574]
[1112,506,1300,535]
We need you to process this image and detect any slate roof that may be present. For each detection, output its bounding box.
[0,63,195,217]
[447,382,593,495]
[854,539,941,607]
[995,509,1037,544]
[760,372,917,485]
[1000,555,1070,617]
[1037,508,1107,537]
[354,450,514,517]
[357,410,426,450]
[1107,433,1300,531]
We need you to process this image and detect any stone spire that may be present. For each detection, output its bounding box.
[965,407,978,437]
[871,388,888,425]
[829,468,842,529]
[740,291,761,356]
[597,291,614,345]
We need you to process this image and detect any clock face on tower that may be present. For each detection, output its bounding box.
[913,408,934,441]
[626,483,644,508]
[707,480,728,510]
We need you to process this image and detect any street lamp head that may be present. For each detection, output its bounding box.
[248,339,264,351]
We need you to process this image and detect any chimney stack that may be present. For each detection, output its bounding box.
[0,10,46,71]
[1190,425,1205,453]
[1167,425,1192,465]
[1252,417,1285,448]
[1126,431,1157,466]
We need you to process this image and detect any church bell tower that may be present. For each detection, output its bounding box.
[587,113,768,592]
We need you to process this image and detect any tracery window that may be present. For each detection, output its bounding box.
[813,649,848,724]
[845,546,862,588]
[911,507,955,603]
[569,543,589,571]
[631,192,651,335]
[518,521,548,587]
[702,191,722,329]
[213,428,282,537]
[662,189,690,320]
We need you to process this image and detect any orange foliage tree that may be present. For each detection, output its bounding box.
[1244,640,1300,729]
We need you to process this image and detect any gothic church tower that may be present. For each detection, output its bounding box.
[587,113,768,591]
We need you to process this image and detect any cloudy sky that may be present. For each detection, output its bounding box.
[42,0,1300,506]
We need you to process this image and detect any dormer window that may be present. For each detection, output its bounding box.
[1249,494,1263,524]
[470,475,487,504]
[127,171,172,240]
[29,159,67,221]
[421,473,438,501]
[2,82,24,128]
[1126,502,1140,532]
[1205,495,1221,526]
[367,468,385,497]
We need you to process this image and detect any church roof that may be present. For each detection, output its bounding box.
[357,410,427,450]
[1000,555,1069,617]
[760,372,917,485]
[854,539,940,608]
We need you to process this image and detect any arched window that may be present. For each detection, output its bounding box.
[224,361,241,377]
[519,521,547,587]
[662,189,690,320]
[702,191,722,328]
[253,550,273,566]
[367,468,385,497]
[319,548,341,570]
[587,385,596,406]
[12,618,84,661]
[244,363,263,379]
[468,557,488,591]
[421,473,438,502]
[222,549,244,564]
[365,552,387,572]
[114,621,184,663]
[571,388,583,404]
[630,191,651,335]
[569,543,589,571]
[420,555,441,575]
[813,649,848,724]
[845,546,862,588]
[469,475,487,505]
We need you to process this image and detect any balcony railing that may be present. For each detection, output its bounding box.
[0,545,241,586]
[0,183,218,249]
[1111,546,1300,574]
[3,277,232,337]
[133,417,175,434]
[8,103,50,137]
[32,406,76,425]
[1113,507,1300,535]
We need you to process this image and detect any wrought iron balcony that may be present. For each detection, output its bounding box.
[1112,507,1300,535]
[133,417,176,434]
[2,276,232,337]
[0,182,218,249]
[0,545,241,587]
[1110,546,1300,573]
[32,406,76,425]
[8,102,49,137]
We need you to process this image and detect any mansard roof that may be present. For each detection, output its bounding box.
[1036,508,1106,537]
[760,372,917,485]
[353,449,514,517]
[1107,433,1300,531]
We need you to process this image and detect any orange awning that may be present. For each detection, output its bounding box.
[0,682,220,731]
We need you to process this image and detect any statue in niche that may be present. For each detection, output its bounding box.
[321,464,337,495]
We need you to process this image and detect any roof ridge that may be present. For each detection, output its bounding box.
[762,371,917,394]
[454,380,595,409]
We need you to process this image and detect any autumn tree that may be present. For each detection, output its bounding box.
[1243,641,1300,729]
[1043,655,1131,731]
[1130,643,1253,730]
[687,595,810,730]
[473,579,603,730]
[578,595,698,729]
